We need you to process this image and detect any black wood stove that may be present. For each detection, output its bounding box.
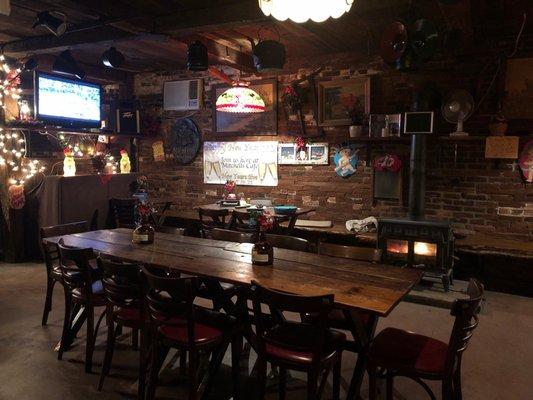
[377,135,454,290]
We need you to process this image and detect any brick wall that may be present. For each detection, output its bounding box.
[134,50,533,241]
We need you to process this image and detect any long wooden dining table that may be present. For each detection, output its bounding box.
[44,228,422,399]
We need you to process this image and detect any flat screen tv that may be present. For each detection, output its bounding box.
[34,71,102,129]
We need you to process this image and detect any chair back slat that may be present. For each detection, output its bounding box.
[231,210,260,233]
[319,242,382,262]
[57,239,97,295]
[110,198,136,228]
[446,279,484,372]
[211,228,254,243]
[265,233,309,252]
[98,257,142,309]
[250,280,334,367]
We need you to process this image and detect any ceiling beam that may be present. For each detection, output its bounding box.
[154,1,267,36]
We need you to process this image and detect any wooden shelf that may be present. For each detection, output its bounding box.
[0,124,142,137]
[349,135,532,144]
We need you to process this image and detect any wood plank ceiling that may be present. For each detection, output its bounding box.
[0,0,531,83]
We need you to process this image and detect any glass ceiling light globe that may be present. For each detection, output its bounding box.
[216,83,266,113]
[258,0,354,23]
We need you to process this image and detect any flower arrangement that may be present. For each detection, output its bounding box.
[282,84,303,114]
[258,210,274,232]
[295,136,307,151]
[340,93,365,125]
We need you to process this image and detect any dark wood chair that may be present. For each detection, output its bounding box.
[266,233,310,252]
[97,257,144,393]
[198,208,229,238]
[318,242,382,263]
[315,242,383,399]
[142,268,242,400]
[368,279,484,400]
[250,280,344,400]
[57,239,106,373]
[230,209,260,233]
[40,221,89,326]
[110,198,136,228]
[211,228,254,243]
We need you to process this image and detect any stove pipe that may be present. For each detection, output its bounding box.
[408,134,427,220]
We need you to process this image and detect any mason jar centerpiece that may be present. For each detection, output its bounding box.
[252,210,274,266]
[132,176,155,244]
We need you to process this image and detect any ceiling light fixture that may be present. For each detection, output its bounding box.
[53,50,85,79]
[258,0,354,23]
[209,67,265,113]
[102,47,125,68]
[33,10,67,36]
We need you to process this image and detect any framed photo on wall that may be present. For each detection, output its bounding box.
[278,142,329,165]
[212,79,278,135]
[317,77,371,126]
[369,114,402,138]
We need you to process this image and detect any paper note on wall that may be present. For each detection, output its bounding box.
[485,136,519,159]
[203,141,278,186]
[152,140,165,162]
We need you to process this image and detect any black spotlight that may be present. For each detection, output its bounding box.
[187,41,208,71]
[102,47,125,68]
[22,57,38,72]
[33,11,67,36]
[53,50,85,79]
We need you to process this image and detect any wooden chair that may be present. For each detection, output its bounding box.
[198,208,229,238]
[266,233,310,252]
[142,268,242,400]
[110,198,136,228]
[315,242,383,399]
[230,209,260,233]
[318,242,382,263]
[40,221,88,326]
[97,257,144,393]
[250,280,344,400]
[368,279,484,400]
[57,239,105,373]
[211,228,254,243]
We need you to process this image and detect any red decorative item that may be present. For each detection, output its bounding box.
[8,184,25,209]
[374,154,403,173]
[518,140,533,183]
[258,210,274,232]
[295,136,306,151]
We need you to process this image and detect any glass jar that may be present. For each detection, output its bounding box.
[252,232,273,266]
[132,220,155,244]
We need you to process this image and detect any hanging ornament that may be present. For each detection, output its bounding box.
[518,140,533,183]
[63,147,76,177]
[333,144,359,178]
[374,154,403,173]
[8,184,25,209]
[119,149,131,174]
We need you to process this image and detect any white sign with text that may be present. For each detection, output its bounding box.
[203,141,278,186]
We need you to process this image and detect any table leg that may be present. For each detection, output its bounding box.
[346,313,378,400]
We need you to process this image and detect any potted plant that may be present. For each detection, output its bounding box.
[489,93,508,136]
[343,94,365,138]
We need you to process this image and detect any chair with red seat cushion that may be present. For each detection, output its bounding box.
[97,257,144,393]
[39,221,88,326]
[142,267,242,400]
[368,279,484,400]
[250,280,343,400]
[57,239,105,373]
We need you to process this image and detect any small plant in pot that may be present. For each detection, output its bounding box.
[489,93,508,136]
[349,114,364,138]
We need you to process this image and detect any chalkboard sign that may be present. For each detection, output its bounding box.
[170,117,201,165]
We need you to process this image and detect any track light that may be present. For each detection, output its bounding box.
[102,47,125,68]
[33,11,67,37]
[22,58,38,72]
[187,41,208,71]
[53,50,85,79]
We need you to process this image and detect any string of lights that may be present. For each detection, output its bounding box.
[0,128,45,185]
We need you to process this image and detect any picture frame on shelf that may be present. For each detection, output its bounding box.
[278,142,329,165]
[369,114,402,138]
[317,77,371,126]
[212,78,278,135]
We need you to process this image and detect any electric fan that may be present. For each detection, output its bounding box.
[441,89,475,136]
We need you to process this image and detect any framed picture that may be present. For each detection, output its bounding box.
[369,114,402,138]
[278,142,329,165]
[403,112,434,134]
[503,58,533,119]
[317,77,371,126]
[212,79,277,135]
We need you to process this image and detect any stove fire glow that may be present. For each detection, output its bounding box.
[387,240,408,254]
[414,241,437,256]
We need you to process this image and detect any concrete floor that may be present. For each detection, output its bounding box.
[0,263,532,400]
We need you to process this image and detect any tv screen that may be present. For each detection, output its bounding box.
[35,72,101,128]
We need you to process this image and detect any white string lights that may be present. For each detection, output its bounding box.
[0,55,23,109]
[0,128,45,185]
